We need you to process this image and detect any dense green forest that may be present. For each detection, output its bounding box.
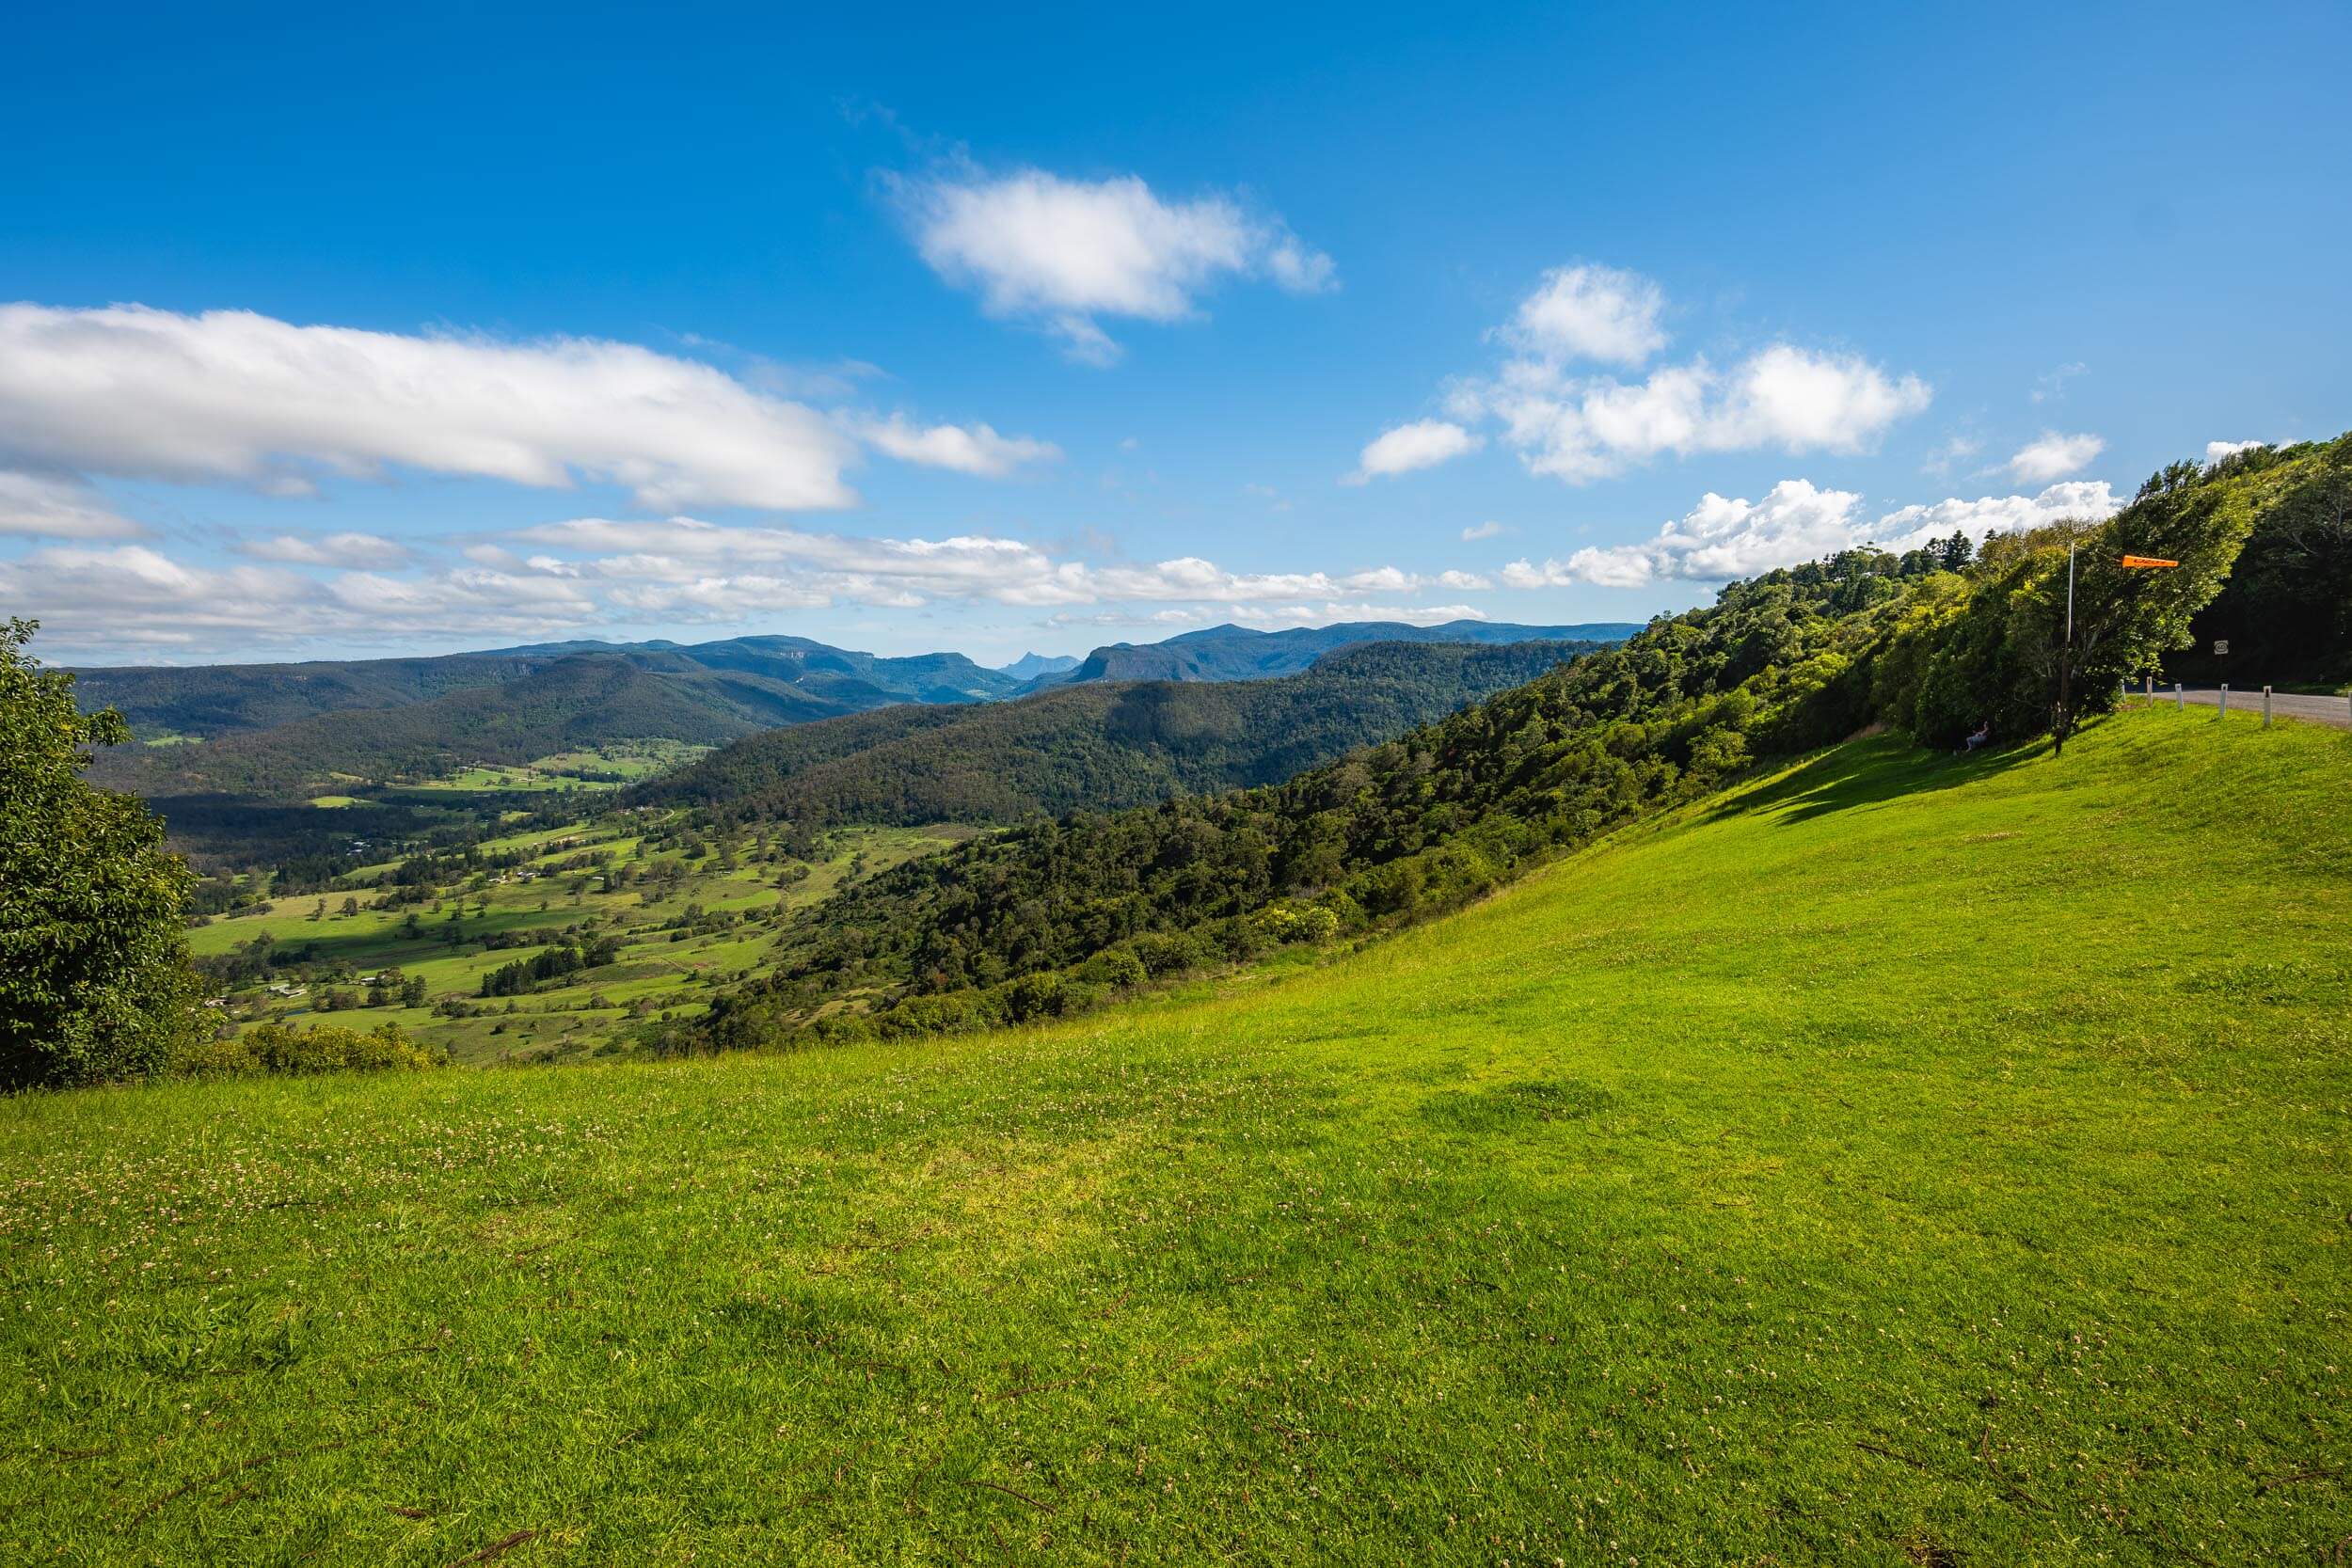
[644,639,1602,832]
[2169,435,2352,684]
[66,650,552,738]
[89,654,818,799]
[691,439,2327,1052]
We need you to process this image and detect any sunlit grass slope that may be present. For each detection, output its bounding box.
[6,706,2348,1564]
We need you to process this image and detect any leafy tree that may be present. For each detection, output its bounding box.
[0,620,199,1087]
[2169,436,2352,681]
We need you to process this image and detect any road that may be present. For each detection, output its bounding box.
[2153,686,2352,729]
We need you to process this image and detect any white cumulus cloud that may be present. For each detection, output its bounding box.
[2007,430,2105,483]
[1470,346,1932,483]
[1348,420,1483,483]
[0,545,603,654]
[1504,263,1668,366]
[891,166,1333,364]
[514,516,1484,616]
[0,303,867,513]
[2204,438,2269,465]
[1460,520,1506,542]
[843,413,1060,477]
[1502,479,2124,590]
[1872,482,2122,551]
[0,470,145,538]
[1369,266,1931,485]
[237,531,413,569]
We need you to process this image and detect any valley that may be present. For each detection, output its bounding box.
[8,23,2348,1561]
[8,426,2348,1564]
[187,809,970,1065]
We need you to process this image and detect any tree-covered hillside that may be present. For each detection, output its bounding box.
[87,655,812,799]
[643,639,1603,832]
[66,651,553,739]
[2168,433,2352,685]
[1033,616,1641,688]
[74,633,1020,742]
[695,438,2328,1050]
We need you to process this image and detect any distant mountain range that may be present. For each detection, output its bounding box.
[995,651,1081,681]
[1019,620,1643,689]
[74,619,1643,800]
[73,635,1019,744]
[641,638,1612,832]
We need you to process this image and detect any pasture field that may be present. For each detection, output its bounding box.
[4,708,2348,1563]
[192,818,971,1063]
[373,742,713,798]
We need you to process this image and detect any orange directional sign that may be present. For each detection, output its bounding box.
[2120,554,2180,568]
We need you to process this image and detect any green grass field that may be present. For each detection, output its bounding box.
[383,743,711,798]
[6,707,2348,1563]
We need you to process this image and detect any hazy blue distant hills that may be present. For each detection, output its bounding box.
[72,634,1018,743]
[997,651,1081,681]
[1025,619,1644,689]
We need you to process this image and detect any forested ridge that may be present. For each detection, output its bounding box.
[74,633,1020,742]
[642,639,1602,832]
[691,437,2341,1052]
[1029,617,1642,687]
[88,655,800,798]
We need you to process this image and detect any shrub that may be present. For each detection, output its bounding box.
[1129,930,1207,977]
[1076,948,1149,990]
[174,1021,445,1078]
[1247,900,1341,947]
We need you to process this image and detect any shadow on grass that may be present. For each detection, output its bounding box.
[1706,722,2072,830]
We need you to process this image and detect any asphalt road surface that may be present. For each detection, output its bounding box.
[2157,686,2352,729]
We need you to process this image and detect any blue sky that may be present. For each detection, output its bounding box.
[3,0,2345,666]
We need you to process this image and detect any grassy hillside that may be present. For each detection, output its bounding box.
[645,639,1603,831]
[5,706,2346,1562]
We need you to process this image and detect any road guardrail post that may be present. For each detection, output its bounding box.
[2263,686,2273,727]
[2219,683,2229,720]
[2175,683,2185,710]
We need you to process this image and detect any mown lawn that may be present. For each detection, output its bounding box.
[4,708,2347,1564]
